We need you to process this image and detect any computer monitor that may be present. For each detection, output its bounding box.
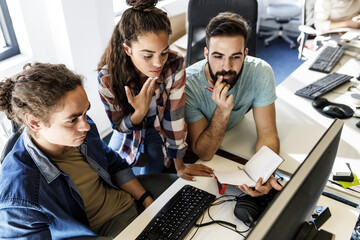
[246,119,344,240]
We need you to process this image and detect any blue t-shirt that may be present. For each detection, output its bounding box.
[185,56,277,130]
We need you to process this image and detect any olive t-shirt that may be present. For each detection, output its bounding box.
[52,147,134,232]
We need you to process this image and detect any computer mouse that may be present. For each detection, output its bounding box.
[322,105,346,118]
[312,97,329,108]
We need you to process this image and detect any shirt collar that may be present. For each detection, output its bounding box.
[23,132,85,184]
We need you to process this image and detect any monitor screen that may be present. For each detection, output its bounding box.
[246,119,344,240]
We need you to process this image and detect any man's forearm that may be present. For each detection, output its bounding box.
[330,18,357,30]
[256,132,280,154]
[193,108,231,160]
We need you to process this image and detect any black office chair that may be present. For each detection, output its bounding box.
[0,130,21,164]
[186,0,258,67]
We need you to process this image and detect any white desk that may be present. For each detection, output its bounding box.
[117,155,359,239]
[220,53,360,202]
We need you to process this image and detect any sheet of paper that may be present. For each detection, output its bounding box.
[341,29,360,41]
[214,146,283,187]
[244,146,284,184]
[214,169,257,187]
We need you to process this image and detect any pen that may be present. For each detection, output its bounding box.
[204,86,213,92]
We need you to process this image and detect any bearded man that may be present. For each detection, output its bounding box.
[185,12,281,197]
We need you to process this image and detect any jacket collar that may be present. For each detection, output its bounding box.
[23,132,86,184]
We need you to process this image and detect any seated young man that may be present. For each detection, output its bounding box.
[185,12,282,197]
[0,63,173,239]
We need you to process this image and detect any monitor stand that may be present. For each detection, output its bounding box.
[295,222,334,240]
[295,206,334,240]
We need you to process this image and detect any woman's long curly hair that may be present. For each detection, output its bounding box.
[97,0,172,117]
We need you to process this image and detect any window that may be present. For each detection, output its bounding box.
[0,0,19,61]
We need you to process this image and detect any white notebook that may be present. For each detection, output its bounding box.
[214,146,284,187]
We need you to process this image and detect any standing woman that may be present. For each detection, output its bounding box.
[97,0,213,180]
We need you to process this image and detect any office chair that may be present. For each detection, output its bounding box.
[186,0,258,67]
[259,0,302,48]
[297,0,317,59]
[0,130,21,164]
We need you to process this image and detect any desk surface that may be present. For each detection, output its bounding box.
[116,155,359,239]
[220,52,360,201]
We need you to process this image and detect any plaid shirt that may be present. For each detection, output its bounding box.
[98,50,187,167]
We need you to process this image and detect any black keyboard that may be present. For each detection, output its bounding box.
[136,185,216,240]
[295,72,352,99]
[309,46,345,73]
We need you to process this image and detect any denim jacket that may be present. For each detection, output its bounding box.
[0,118,136,239]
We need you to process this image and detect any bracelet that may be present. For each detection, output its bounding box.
[137,191,152,204]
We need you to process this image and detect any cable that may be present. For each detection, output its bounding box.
[189,208,205,240]
[274,172,284,181]
[207,202,250,237]
[191,194,251,238]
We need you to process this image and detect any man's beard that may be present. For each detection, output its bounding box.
[207,61,241,89]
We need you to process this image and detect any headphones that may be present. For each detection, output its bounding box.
[233,188,280,227]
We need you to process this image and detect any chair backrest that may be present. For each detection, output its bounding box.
[302,0,316,28]
[0,120,21,164]
[264,0,302,22]
[0,130,21,164]
[186,0,258,67]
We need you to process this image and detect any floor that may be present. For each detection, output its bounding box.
[256,33,304,86]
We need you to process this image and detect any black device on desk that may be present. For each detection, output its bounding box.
[247,119,344,240]
[309,45,345,73]
[295,72,353,99]
[136,184,215,240]
[312,97,354,119]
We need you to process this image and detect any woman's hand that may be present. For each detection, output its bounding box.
[174,158,214,181]
[126,77,157,125]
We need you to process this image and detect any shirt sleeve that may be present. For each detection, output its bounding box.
[185,78,205,124]
[97,70,142,134]
[163,57,188,159]
[0,207,52,239]
[252,60,277,107]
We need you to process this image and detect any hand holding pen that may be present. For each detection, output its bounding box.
[206,76,234,113]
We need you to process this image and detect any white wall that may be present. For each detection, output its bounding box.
[0,0,115,137]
